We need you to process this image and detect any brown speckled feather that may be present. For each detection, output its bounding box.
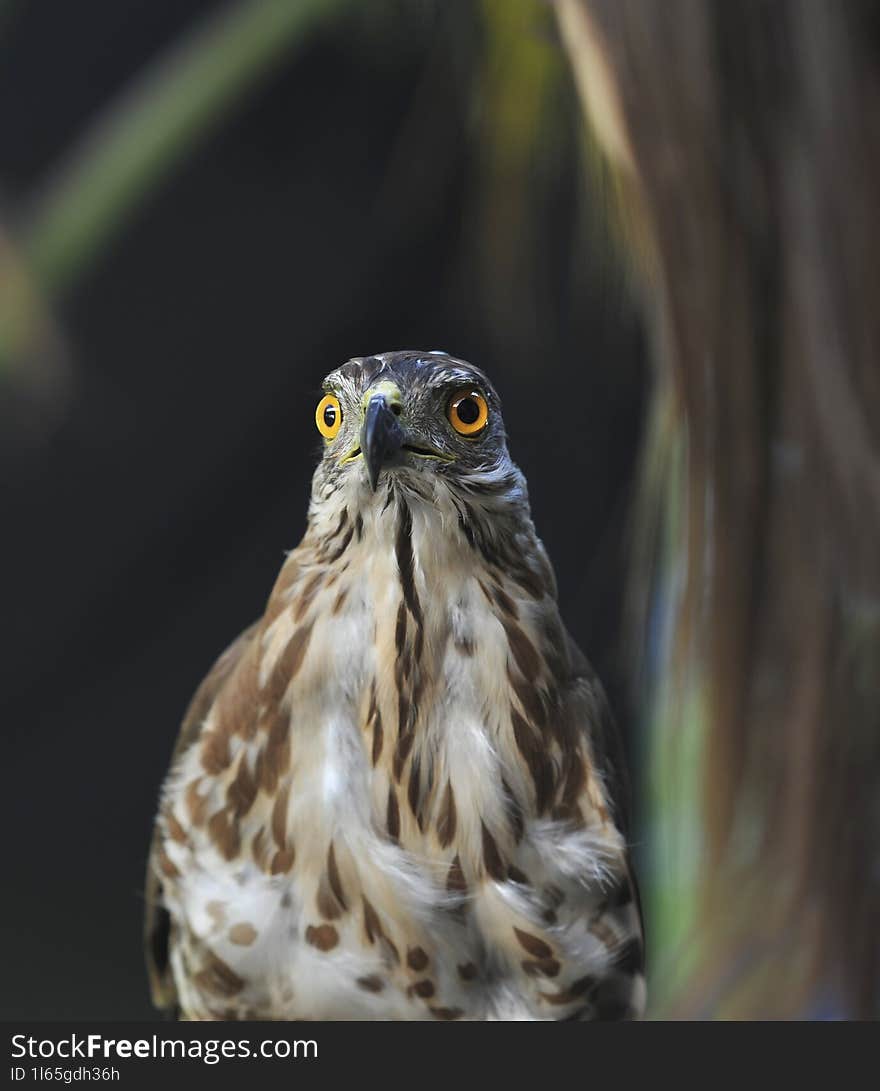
[147,351,645,1020]
[144,622,259,1011]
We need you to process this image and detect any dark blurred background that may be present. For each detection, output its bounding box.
[1,1,646,1018]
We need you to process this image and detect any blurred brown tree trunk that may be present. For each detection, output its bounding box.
[557,0,880,1018]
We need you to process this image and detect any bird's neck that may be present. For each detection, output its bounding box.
[305,464,539,578]
[292,473,557,729]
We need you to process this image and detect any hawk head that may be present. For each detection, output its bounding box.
[311,350,512,498]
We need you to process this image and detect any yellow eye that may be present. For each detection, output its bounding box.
[316,393,342,439]
[448,389,488,436]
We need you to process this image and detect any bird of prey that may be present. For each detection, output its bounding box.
[145,350,645,1021]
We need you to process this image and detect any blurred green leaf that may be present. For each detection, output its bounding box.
[22,0,353,294]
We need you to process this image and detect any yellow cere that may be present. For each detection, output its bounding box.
[361,380,402,411]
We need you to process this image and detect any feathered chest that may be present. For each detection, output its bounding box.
[237,488,547,868]
[156,489,637,1020]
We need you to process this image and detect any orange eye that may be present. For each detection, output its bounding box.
[316,393,342,439]
[448,389,489,436]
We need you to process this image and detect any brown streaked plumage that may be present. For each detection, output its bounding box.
[145,350,644,1020]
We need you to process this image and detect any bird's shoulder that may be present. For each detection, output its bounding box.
[176,620,263,761]
[556,625,634,839]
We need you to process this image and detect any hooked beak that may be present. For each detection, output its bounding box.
[361,393,404,490]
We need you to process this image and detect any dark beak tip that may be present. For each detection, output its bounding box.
[362,395,404,490]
